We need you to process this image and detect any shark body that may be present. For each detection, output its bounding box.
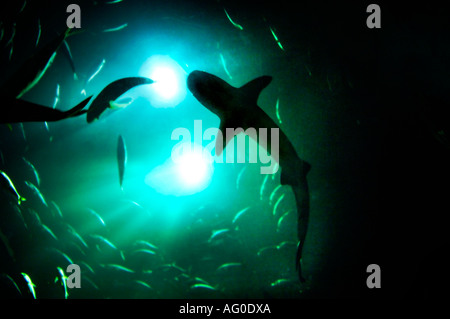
[187,70,311,282]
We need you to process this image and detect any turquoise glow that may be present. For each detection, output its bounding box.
[145,143,214,196]
[138,55,187,108]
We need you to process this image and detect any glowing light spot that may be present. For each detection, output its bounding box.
[138,55,187,108]
[145,143,213,196]
[176,149,210,187]
[151,66,178,99]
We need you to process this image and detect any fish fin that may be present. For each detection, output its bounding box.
[239,76,272,104]
[215,116,246,156]
[215,120,229,156]
[109,100,120,109]
[290,171,311,284]
[64,95,93,118]
[109,98,133,109]
[215,124,224,156]
[5,123,13,131]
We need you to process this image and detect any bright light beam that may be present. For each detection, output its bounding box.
[151,66,179,100]
[176,148,210,188]
[138,55,187,108]
[145,143,214,196]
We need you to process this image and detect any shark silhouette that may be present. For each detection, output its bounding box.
[187,70,311,282]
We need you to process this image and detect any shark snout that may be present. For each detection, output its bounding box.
[187,71,203,93]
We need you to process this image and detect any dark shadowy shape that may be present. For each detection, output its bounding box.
[187,70,311,282]
[86,77,154,123]
[1,96,92,124]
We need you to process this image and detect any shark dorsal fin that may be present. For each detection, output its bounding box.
[239,76,272,103]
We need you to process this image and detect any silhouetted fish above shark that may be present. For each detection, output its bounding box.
[1,96,91,124]
[0,27,90,124]
[86,77,154,123]
[187,70,311,282]
[0,24,153,125]
[1,76,153,125]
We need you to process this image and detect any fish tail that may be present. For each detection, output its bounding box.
[289,159,311,283]
[296,240,306,283]
[64,95,93,118]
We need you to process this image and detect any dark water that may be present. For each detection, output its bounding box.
[1,0,449,299]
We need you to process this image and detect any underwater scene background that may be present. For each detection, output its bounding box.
[1,0,449,299]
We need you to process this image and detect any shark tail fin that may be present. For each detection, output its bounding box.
[284,159,311,283]
[296,241,306,283]
[239,76,272,103]
[294,180,309,283]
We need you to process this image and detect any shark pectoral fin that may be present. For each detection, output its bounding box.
[215,117,244,156]
[239,75,273,103]
[215,132,225,156]
[215,120,228,156]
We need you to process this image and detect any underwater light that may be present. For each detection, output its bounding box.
[151,66,179,100]
[138,55,187,108]
[175,146,211,188]
[145,143,214,196]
